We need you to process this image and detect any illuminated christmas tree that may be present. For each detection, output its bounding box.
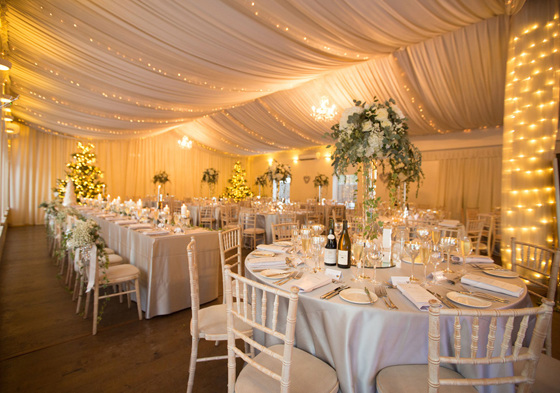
[221,161,253,202]
[55,142,105,203]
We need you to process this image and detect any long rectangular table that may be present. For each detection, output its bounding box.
[89,213,221,319]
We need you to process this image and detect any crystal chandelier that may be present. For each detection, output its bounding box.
[311,96,337,121]
[178,136,193,149]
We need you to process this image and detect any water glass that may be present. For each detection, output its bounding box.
[365,239,382,284]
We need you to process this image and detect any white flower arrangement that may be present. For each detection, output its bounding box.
[67,219,101,249]
[313,174,329,187]
[327,98,423,189]
[265,160,291,183]
[202,168,219,184]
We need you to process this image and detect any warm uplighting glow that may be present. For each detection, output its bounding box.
[0,58,11,71]
[311,96,337,121]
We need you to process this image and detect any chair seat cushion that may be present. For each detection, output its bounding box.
[104,247,115,255]
[376,364,477,393]
[235,344,338,393]
[106,264,140,283]
[107,254,124,266]
[193,303,252,341]
[244,228,265,235]
[514,348,560,393]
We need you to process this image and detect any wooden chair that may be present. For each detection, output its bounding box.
[224,266,339,393]
[199,205,217,229]
[332,205,345,222]
[240,211,265,249]
[465,218,485,254]
[220,205,238,229]
[491,213,502,255]
[80,245,143,335]
[186,238,253,393]
[271,223,294,242]
[511,237,560,355]
[376,299,554,393]
[476,213,494,256]
[219,226,243,303]
[278,212,296,224]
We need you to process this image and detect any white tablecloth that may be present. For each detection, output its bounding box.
[246,254,531,393]
[89,213,220,319]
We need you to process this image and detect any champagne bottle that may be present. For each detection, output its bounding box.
[324,218,337,266]
[157,194,163,210]
[337,219,351,269]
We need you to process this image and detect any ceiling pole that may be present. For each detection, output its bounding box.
[501,0,560,263]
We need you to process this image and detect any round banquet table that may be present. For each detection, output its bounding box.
[245,250,532,393]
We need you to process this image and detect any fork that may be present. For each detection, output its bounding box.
[378,286,398,309]
[275,271,303,285]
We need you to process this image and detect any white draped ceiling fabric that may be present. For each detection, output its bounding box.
[5,0,525,156]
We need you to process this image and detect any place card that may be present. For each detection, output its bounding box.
[390,276,410,286]
[325,268,341,280]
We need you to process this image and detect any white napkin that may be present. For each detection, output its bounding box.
[97,213,117,218]
[246,256,289,269]
[257,244,291,253]
[291,273,331,293]
[461,273,523,297]
[440,219,460,227]
[128,223,153,230]
[390,276,410,286]
[451,254,494,263]
[115,219,138,225]
[274,241,292,247]
[140,229,169,236]
[105,216,122,221]
[397,283,439,311]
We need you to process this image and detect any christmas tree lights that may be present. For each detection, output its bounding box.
[221,161,253,202]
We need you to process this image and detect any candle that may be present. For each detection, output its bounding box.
[181,203,187,217]
[97,194,102,201]
[163,204,170,214]
[137,199,142,209]
[107,194,111,203]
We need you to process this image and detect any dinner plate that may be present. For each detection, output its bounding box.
[274,241,292,246]
[483,269,519,278]
[252,251,276,257]
[339,288,377,304]
[447,291,492,308]
[258,269,292,279]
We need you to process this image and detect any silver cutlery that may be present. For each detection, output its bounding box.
[375,286,397,309]
[379,286,398,309]
[457,291,509,303]
[425,288,458,309]
[321,285,349,300]
[364,287,375,304]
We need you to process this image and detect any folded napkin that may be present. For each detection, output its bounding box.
[96,213,117,218]
[274,241,292,247]
[115,219,138,226]
[439,219,460,227]
[139,229,169,236]
[451,254,494,263]
[128,223,152,230]
[390,276,410,286]
[246,256,289,269]
[291,273,331,293]
[397,283,439,311]
[105,216,123,221]
[461,273,523,297]
[257,244,291,253]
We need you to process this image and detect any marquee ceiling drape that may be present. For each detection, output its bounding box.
[3,0,524,155]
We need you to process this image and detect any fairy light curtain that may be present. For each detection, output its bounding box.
[4,0,524,154]
[502,0,560,253]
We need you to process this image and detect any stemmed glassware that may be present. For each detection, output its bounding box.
[405,240,422,282]
[427,244,444,285]
[440,236,458,273]
[351,234,366,281]
[431,227,442,247]
[311,235,326,272]
[300,228,312,260]
[419,241,431,286]
[416,226,430,242]
[364,239,382,284]
[458,228,472,275]
[334,222,343,238]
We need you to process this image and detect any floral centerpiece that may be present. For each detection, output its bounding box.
[265,160,291,183]
[202,168,219,184]
[254,174,268,197]
[313,174,329,187]
[327,98,423,237]
[153,171,170,185]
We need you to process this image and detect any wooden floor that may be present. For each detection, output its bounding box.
[1,226,559,392]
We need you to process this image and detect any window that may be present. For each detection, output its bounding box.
[334,174,357,206]
[273,177,291,202]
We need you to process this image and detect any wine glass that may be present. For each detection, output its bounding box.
[405,240,422,282]
[458,232,472,276]
[334,222,343,238]
[300,229,312,259]
[416,226,430,242]
[431,227,442,246]
[311,224,325,236]
[427,244,444,285]
[365,239,382,284]
[419,241,431,286]
[351,235,366,281]
[440,236,458,273]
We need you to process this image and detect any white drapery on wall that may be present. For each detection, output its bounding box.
[8,124,245,225]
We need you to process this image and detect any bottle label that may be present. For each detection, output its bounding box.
[324,248,337,265]
[337,250,349,267]
[327,234,335,240]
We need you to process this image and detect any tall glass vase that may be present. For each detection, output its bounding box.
[318,185,322,201]
[362,161,377,240]
[402,181,408,218]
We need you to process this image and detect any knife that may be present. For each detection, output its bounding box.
[364,287,375,304]
[321,286,343,299]
[426,288,458,309]
[322,285,348,300]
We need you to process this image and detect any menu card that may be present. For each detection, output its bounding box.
[397,283,439,311]
[291,273,331,292]
[256,244,291,253]
[461,273,523,297]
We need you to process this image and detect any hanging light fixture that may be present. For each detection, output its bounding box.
[178,135,193,149]
[311,96,337,121]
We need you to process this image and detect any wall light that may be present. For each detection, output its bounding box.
[0,59,12,71]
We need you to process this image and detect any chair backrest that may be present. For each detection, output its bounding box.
[465,219,485,254]
[427,299,554,393]
[511,237,560,302]
[240,211,257,230]
[200,205,214,220]
[278,212,296,224]
[332,205,345,221]
[220,204,232,227]
[219,226,242,276]
[477,213,494,255]
[224,266,299,393]
[186,237,201,335]
[271,223,294,242]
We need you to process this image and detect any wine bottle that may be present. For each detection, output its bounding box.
[337,219,351,269]
[324,218,337,266]
[157,194,163,210]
